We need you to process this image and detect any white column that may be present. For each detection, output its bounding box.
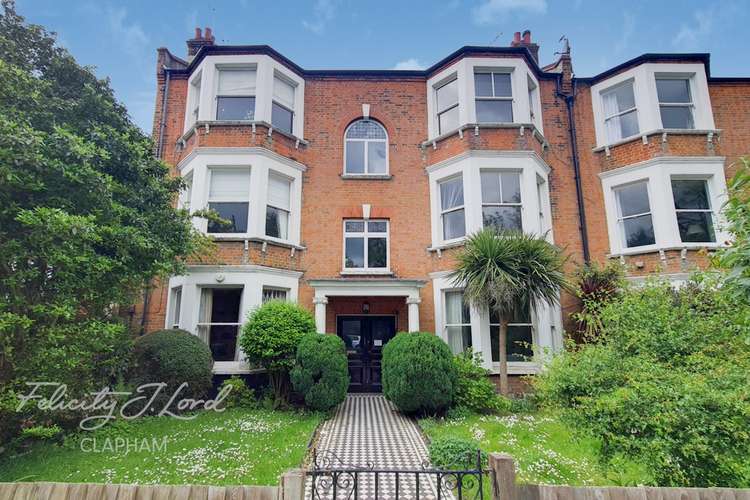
[406,297,421,332]
[313,296,328,333]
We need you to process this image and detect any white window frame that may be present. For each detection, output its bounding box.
[196,286,244,363]
[444,290,472,354]
[435,77,459,135]
[669,176,717,244]
[214,66,257,121]
[184,70,203,130]
[438,175,466,243]
[342,219,390,273]
[265,172,293,242]
[600,157,729,256]
[489,307,536,363]
[343,119,389,176]
[480,169,524,231]
[168,286,182,329]
[271,72,296,135]
[613,180,656,251]
[206,166,252,235]
[591,63,715,148]
[601,80,639,143]
[474,70,514,123]
[262,286,289,303]
[655,75,695,130]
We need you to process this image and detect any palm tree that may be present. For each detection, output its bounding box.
[449,229,570,394]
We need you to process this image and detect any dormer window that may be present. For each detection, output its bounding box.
[272,74,295,134]
[602,81,639,143]
[216,68,256,120]
[656,77,694,129]
[436,78,459,134]
[474,71,513,123]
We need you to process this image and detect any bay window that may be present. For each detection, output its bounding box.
[265,173,291,240]
[481,171,522,231]
[343,220,389,271]
[602,81,639,143]
[436,78,459,134]
[207,167,251,234]
[216,68,256,120]
[272,74,295,134]
[656,77,694,129]
[445,291,472,354]
[614,181,655,248]
[439,176,466,241]
[474,71,513,123]
[671,179,715,243]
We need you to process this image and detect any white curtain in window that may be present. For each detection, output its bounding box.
[445,292,464,324]
[602,90,621,141]
[218,69,256,95]
[209,168,250,200]
[440,178,464,210]
[273,76,295,109]
[197,288,213,344]
[267,174,291,210]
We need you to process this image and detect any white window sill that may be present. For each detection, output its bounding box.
[340,269,393,276]
[212,361,266,375]
[490,362,540,375]
[208,233,306,250]
[340,174,392,180]
[592,128,721,152]
[607,242,725,258]
[428,237,467,252]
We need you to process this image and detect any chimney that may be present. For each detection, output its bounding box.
[187,26,215,60]
[510,29,539,64]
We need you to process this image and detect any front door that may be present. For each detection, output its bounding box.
[337,315,397,393]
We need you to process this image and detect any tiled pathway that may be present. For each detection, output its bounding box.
[307,394,445,499]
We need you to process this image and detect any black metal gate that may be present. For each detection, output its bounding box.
[309,449,491,500]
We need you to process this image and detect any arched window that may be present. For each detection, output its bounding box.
[344,119,388,175]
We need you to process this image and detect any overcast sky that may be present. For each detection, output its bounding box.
[17,0,749,132]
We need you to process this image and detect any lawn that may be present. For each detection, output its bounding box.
[0,408,322,486]
[420,411,653,487]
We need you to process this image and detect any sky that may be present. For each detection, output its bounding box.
[17,0,750,132]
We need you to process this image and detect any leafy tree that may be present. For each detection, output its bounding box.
[716,156,750,303]
[0,1,203,443]
[239,301,316,407]
[449,229,569,395]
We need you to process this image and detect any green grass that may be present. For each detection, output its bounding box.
[420,411,653,486]
[0,408,322,486]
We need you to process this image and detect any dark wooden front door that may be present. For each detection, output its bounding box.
[337,315,397,393]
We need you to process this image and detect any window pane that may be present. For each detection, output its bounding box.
[447,326,472,354]
[617,183,650,217]
[345,221,365,232]
[208,202,248,233]
[346,120,386,139]
[438,106,459,133]
[345,141,365,173]
[660,106,694,129]
[368,237,387,268]
[604,82,636,114]
[218,69,256,94]
[440,177,464,210]
[268,175,291,210]
[493,73,512,97]
[216,96,255,120]
[445,291,470,323]
[656,79,691,103]
[345,237,364,268]
[436,79,458,111]
[272,102,293,134]
[619,109,639,138]
[676,212,715,243]
[672,180,710,209]
[273,75,295,108]
[474,73,493,97]
[483,206,523,231]
[623,214,655,247]
[476,100,513,123]
[491,325,533,362]
[265,206,288,239]
[481,172,501,203]
[442,209,466,240]
[501,172,521,203]
[368,221,387,232]
[209,167,250,200]
[367,141,387,173]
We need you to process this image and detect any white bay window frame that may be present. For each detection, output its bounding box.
[426,57,543,140]
[591,63,715,148]
[184,54,305,137]
[177,148,305,246]
[428,151,552,249]
[600,156,730,256]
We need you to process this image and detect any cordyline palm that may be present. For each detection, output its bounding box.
[449,228,570,395]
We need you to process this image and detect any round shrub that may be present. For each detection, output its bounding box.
[218,376,257,409]
[428,436,486,469]
[239,301,316,405]
[290,334,349,411]
[131,329,213,409]
[382,332,457,414]
[453,349,511,414]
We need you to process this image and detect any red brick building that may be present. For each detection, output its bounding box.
[138,28,750,392]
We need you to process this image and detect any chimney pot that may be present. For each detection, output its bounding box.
[522,30,531,44]
[187,26,215,59]
[194,27,202,39]
[512,31,521,45]
[205,27,214,41]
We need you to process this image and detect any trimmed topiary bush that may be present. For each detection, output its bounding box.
[453,349,511,414]
[239,301,316,407]
[382,332,457,414]
[290,334,349,411]
[131,329,213,410]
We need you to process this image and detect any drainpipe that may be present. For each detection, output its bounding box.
[558,78,591,263]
